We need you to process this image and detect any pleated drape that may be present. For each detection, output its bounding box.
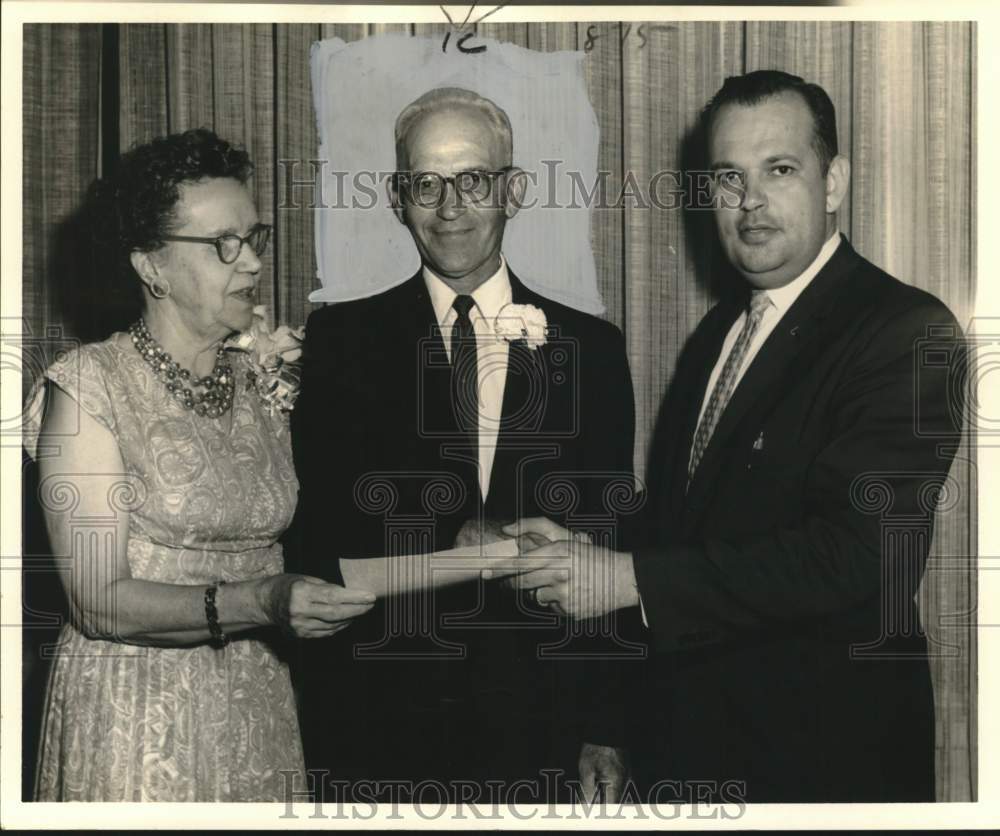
[21,20,977,802]
[21,24,102,386]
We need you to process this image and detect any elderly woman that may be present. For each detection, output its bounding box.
[25,128,375,802]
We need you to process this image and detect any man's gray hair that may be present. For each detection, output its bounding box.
[394,87,513,171]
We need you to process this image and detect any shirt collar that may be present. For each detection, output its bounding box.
[765,231,842,316]
[423,255,513,327]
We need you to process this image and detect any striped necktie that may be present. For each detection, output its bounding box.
[687,289,772,486]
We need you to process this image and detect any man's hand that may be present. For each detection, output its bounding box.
[496,517,640,620]
[453,518,511,548]
[578,743,629,804]
[257,574,376,639]
[501,517,590,546]
[455,517,551,553]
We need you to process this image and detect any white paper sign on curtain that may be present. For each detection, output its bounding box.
[309,34,605,314]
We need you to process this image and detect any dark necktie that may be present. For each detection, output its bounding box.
[688,289,771,486]
[450,294,479,445]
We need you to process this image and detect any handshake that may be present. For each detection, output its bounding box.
[270,517,642,642]
[457,517,641,621]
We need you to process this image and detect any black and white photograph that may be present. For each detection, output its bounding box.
[1,1,994,828]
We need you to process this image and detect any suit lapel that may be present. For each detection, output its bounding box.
[501,273,549,431]
[394,273,482,508]
[485,272,556,505]
[401,272,454,435]
[396,269,444,349]
[684,237,865,511]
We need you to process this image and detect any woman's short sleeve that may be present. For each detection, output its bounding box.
[23,344,118,460]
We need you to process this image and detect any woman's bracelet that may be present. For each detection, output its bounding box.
[205,580,230,648]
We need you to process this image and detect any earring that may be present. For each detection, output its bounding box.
[150,279,171,299]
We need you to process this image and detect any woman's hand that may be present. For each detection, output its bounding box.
[257,574,376,639]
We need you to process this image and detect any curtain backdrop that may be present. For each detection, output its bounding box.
[21,20,977,801]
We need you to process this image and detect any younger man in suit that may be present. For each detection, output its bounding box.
[509,70,964,802]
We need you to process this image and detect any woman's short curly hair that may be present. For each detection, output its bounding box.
[96,128,254,259]
[66,129,253,336]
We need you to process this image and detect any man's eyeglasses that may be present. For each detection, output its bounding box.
[161,223,271,265]
[395,169,514,209]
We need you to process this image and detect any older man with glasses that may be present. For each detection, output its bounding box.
[286,87,640,803]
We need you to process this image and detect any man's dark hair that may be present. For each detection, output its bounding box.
[702,70,839,174]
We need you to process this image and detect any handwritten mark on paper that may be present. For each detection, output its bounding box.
[583,22,679,53]
[439,2,510,53]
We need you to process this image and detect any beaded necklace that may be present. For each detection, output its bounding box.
[128,319,235,417]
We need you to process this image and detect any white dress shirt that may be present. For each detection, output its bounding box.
[695,232,843,427]
[423,256,512,500]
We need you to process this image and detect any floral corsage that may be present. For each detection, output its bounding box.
[225,305,305,416]
[493,303,548,350]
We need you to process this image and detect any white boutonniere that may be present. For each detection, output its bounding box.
[225,305,305,416]
[493,303,548,350]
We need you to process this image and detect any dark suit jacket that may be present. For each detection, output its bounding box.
[287,269,639,792]
[630,236,963,802]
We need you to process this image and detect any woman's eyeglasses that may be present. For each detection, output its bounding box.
[161,223,271,265]
[395,169,513,209]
